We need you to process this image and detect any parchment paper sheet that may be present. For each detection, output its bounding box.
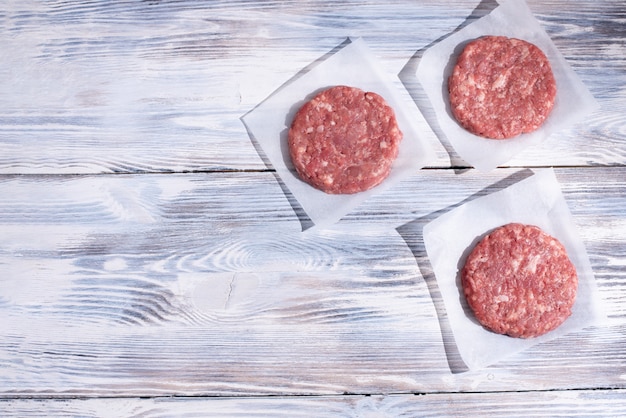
[423,169,606,371]
[243,38,436,230]
[416,0,599,172]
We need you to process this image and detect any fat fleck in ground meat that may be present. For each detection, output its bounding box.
[288,85,402,194]
[448,36,557,139]
[462,223,577,338]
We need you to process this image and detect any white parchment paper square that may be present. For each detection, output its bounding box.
[242,38,436,230]
[416,0,599,172]
[423,169,606,370]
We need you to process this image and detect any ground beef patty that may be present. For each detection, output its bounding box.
[462,223,577,338]
[448,36,557,139]
[288,85,402,194]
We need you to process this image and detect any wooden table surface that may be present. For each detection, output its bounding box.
[1,0,625,416]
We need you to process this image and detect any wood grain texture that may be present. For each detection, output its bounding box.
[2,390,626,417]
[1,0,625,414]
[0,0,624,173]
[1,168,624,397]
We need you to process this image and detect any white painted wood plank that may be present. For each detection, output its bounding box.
[1,0,624,407]
[2,390,626,417]
[0,0,624,173]
[0,168,624,396]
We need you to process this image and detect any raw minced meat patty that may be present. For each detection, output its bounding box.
[288,85,403,194]
[448,36,557,139]
[462,223,577,338]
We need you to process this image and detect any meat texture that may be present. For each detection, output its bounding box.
[462,223,577,338]
[448,36,557,139]
[288,85,402,194]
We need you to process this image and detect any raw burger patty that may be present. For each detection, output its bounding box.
[448,36,557,139]
[288,85,402,194]
[462,223,577,338]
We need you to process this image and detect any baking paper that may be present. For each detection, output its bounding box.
[416,0,599,171]
[242,38,436,230]
[423,169,605,371]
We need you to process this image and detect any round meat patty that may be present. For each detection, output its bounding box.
[462,223,577,338]
[448,36,557,139]
[288,85,403,194]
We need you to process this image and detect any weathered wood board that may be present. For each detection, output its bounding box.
[1,0,625,415]
[1,169,624,396]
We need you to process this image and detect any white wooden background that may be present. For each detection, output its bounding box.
[1,0,625,416]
